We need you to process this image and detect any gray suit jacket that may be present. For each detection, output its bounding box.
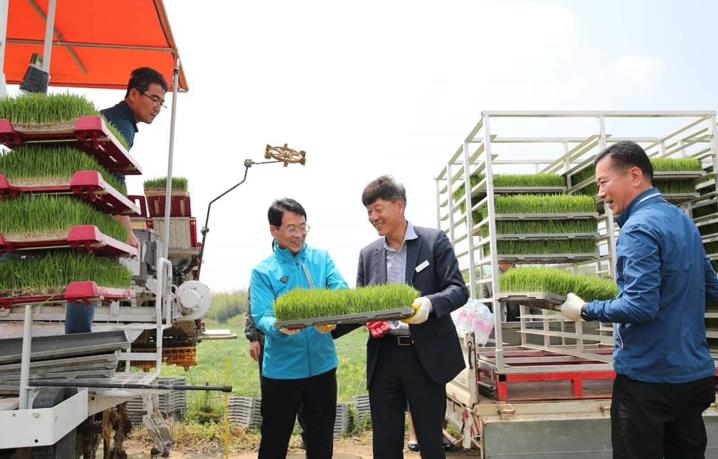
[355,225,468,385]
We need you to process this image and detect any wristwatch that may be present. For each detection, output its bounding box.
[580,305,590,321]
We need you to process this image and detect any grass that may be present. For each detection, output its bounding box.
[0,144,127,194]
[500,267,618,300]
[274,284,419,321]
[144,176,190,193]
[0,93,97,124]
[0,251,132,294]
[0,195,128,242]
[160,316,370,421]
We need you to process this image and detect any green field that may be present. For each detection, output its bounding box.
[160,315,370,419]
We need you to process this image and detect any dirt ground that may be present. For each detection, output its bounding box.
[123,434,479,458]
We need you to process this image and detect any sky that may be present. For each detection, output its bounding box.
[35,0,718,292]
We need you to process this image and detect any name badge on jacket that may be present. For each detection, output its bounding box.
[415,260,430,273]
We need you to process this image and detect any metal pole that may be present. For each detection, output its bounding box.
[29,380,232,392]
[41,0,57,72]
[0,0,9,97]
[161,57,181,260]
[18,305,33,409]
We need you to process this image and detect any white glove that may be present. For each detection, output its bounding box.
[279,327,302,335]
[403,297,432,325]
[559,293,586,321]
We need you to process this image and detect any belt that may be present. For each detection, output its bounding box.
[386,335,414,346]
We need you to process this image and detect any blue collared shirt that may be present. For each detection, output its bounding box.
[584,187,718,382]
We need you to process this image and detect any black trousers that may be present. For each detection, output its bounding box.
[259,368,336,459]
[369,336,447,459]
[611,374,715,459]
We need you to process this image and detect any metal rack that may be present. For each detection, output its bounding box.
[435,111,718,387]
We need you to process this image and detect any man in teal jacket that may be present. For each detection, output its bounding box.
[250,197,347,459]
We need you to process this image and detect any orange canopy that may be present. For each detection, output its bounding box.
[4,0,188,91]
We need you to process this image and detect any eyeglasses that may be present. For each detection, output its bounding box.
[277,224,311,236]
[141,92,167,109]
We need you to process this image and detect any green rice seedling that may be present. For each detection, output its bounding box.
[0,251,132,294]
[452,173,484,202]
[499,267,618,301]
[651,158,702,172]
[495,239,596,255]
[575,183,598,197]
[143,176,189,193]
[479,219,597,236]
[0,195,127,242]
[568,165,595,187]
[654,179,696,195]
[274,284,420,321]
[494,174,565,188]
[482,195,596,218]
[0,93,98,125]
[0,145,127,194]
[101,119,131,150]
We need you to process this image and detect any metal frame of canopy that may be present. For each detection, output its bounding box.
[0,0,189,411]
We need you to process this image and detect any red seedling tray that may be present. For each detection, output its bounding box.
[0,116,141,175]
[0,281,134,308]
[0,225,138,258]
[0,171,140,215]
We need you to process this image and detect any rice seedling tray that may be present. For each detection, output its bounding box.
[486,253,599,264]
[0,330,130,365]
[0,171,140,215]
[653,171,703,180]
[275,306,415,328]
[0,225,138,257]
[491,185,566,194]
[494,212,598,221]
[0,281,134,308]
[0,116,141,175]
[494,232,599,241]
[497,292,565,310]
[661,192,700,203]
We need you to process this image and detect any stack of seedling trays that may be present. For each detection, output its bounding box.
[477,193,599,264]
[0,330,130,393]
[227,395,263,428]
[133,176,199,256]
[126,376,188,424]
[566,157,703,206]
[0,94,136,308]
[273,284,418,328]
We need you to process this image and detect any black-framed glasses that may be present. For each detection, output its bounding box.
[141,92,167,109]
[277,224,311,236]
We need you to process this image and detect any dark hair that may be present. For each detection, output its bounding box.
[125,67,169,98]
[594,141,653,184]
[268,198,307,227]
[362,175,406,207]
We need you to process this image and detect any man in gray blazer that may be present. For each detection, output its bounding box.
[337,175,468,458]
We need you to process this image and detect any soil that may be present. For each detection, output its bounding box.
[122,433,479,458]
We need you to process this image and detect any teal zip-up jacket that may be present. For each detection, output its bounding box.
[250,241,348,379]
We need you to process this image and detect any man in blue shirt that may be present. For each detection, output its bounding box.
[65,67,168,334]
[560,141,718,459]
